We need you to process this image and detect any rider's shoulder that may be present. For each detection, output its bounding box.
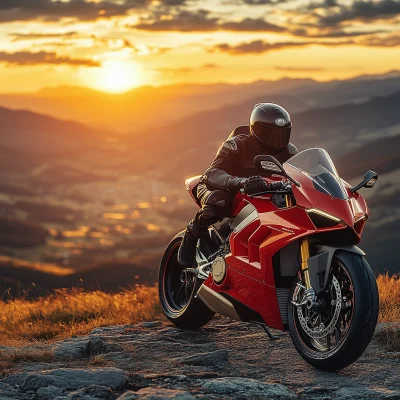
[225,126,251,148]
[287,142,299,155]
[220,126,250,153]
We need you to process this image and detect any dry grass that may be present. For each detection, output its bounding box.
[88,354,114,367]
[376,274,400,351]
[0,349,54,378]
[377,274,400,323]
[0,285,163,346]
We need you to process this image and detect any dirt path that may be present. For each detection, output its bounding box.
[1,318,399,399]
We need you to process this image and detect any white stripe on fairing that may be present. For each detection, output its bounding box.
[236,257,261,270]
[233,210,258,233]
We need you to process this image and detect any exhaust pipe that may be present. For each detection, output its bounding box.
[197,284,241,321]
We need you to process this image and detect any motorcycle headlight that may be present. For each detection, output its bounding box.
[307,208,342,228]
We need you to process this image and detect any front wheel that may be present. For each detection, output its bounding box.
[288,252,379,371]
[158,233,215,330]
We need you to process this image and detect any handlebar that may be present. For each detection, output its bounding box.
[240,179,293,197]
[240,188,292,197]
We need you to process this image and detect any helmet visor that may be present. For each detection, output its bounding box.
[253,123,292,152]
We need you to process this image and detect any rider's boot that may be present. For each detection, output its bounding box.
[177,219,204,267]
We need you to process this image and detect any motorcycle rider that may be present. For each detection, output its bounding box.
[178,103,298,268]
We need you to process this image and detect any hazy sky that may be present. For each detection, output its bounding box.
[0,0,399,92]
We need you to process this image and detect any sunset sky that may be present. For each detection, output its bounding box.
[0,0,399,93]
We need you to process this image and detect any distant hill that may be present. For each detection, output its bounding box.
[337,134,400,179]
[0,106,99,155]
[0,257,157,298]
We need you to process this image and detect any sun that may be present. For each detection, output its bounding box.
[97,61,142,93]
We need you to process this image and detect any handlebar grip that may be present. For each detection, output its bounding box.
[269,181,285,190]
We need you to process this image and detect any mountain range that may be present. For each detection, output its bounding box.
[1,70,400,133]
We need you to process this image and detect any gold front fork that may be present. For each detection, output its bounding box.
[300,237,311,289]
[285,194,311,290]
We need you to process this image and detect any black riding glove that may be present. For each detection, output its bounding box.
[241,176,269,195]
[269,181,292,191]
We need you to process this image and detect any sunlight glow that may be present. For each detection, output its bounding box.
[97,61,142,93]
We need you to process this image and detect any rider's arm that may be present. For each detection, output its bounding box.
[200,137,243,192]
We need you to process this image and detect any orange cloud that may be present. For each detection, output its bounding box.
[0,51,100,66]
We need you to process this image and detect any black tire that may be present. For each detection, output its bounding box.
[158,233,215,330]
[288,252,379,371]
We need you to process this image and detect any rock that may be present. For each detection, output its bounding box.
[90,325,134,335]
[140,322,162,329]
[201,377,297,399]
[117,388,196,400]
[103,351,132,363]
[54,338,104,360]
[66,385,113,399]
[334,386,400,399]
[21,368,127,391]
[37,385,64,399]
[176,349,229,366]
[22,363,57,372]
[0,382,29,400]
[2,372,29,386]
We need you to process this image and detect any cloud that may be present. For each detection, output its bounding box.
[317,0,400,27]
[228,0,287,3]
[155,63,219,74]
[290,27,387,39]
[211,34,400,55]
[0,51,100,66]
[132,9,284,32]
[211,40,312,54]
[9,31,79,41]
[359,33,400,46]
[274,66,326,72]
[210,39,357,54]
[225,0,294,4]
[0,0,188,23]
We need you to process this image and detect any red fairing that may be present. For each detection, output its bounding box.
[203,155,370,330]
[205,205,316,330]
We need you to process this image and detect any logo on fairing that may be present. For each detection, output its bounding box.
[275,118,287,127]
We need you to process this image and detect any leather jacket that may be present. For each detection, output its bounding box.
[200,126,298,191]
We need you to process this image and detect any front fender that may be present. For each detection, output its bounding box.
[307,245,365,294]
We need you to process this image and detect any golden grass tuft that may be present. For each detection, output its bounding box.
[377,274,400,323]
[88,354,114,367]
[375,274,400,351]
[0,285,163,346]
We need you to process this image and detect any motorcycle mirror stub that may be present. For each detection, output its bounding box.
[350,170,379,193]
[254,155,301,187]
[365,177,377,188]
[260,161,283,173]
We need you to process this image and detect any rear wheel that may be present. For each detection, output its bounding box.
[288,252,379,371]
[158,234,215,330]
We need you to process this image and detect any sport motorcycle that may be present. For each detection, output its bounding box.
[158,147,379,371]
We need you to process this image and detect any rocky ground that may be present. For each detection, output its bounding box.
[0,318,399,400]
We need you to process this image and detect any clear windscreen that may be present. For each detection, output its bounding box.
[287,148,348,200]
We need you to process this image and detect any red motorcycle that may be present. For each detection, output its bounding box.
[159,148,379,371]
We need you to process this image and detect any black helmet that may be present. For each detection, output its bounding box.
[250,103,292,152]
